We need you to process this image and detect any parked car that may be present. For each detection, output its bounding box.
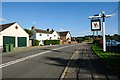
[106,40,120,46]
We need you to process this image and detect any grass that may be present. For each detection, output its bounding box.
[84,39,93,43]
[91,44,120,76]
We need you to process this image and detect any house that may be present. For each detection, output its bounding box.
[31,26,60,45]
[58,31,72,44]
[71,37,78,44]
[0,22,29,48]
[50,30,60,40]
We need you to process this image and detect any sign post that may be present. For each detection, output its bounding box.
[89,11,111,52]
[102,11,106,52]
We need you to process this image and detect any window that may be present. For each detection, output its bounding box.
[15,26,18,29]
[40,34,42,36]
[47,34,49,37]
[49,37,52,40]
[54,35,56,37]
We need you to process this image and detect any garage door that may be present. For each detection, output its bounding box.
[18,37,27,47]
[3,36,15,47]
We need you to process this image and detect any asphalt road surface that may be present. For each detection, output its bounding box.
[1,44,81,79]
[1,43,119,80]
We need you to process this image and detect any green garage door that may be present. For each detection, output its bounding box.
[3,36,15,47]
[18,37,27,47]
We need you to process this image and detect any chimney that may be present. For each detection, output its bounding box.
[31,26,35,30]
[47,28,49,32]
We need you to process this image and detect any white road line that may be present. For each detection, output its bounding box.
[0,46,68,69]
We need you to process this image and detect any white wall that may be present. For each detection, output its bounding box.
[36,33,50,40]
[0,34,2,47]
[0,23,29,47]
[51,31,60,40]
[66,32,71,41]
[36,33,51,45]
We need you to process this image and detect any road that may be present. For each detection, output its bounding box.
[1,43,119,80]
[1,44,81,79]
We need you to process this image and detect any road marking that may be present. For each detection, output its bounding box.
[59,47,80,80]
[0,46,69,69]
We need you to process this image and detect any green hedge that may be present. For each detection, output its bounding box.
[44,40,60,45]
[35,40,40,46]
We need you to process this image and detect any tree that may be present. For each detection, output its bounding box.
[113,34,119,41]
[24,29,33,38]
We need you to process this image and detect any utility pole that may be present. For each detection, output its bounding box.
[89,11,111,52]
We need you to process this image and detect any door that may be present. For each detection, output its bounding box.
[18,37,27,47]
[3,36,15,47]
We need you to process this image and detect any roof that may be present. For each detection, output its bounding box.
[58,31,70,36]
[34,29,51,34]
[71,37,76,41]
[0,22,16,32]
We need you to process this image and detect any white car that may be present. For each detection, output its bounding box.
[106,40,120,46]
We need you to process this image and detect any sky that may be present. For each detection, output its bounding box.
[1,2,119,37]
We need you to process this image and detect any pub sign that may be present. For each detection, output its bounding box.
[91,19,101,31]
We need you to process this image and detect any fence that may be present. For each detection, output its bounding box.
[106,46,120,54]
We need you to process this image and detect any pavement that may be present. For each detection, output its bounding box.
[0,43,119,80]
[64,43,119,80]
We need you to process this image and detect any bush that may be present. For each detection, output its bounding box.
[93,39,99,44]
[44,40,60,45]
[24,29,33,38]
[35,40,40,46]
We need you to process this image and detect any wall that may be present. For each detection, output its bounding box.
[51,31,60,40]
[36,33,51,45]
[60,36,66,40]
[0,34,2,47]
[66,32,71,41]
[28,40,32,47]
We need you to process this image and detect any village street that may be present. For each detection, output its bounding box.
[1,43,119,80]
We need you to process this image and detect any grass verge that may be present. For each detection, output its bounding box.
[91,44,120,77]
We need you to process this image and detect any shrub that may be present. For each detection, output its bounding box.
[44,40,60,45]
[35,40,40,46]
[24,29,33,38]
[93,39,102,45]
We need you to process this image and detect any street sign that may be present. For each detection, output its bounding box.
[91,19,101,31]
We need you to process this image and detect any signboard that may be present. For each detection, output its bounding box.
[91,19,101,31]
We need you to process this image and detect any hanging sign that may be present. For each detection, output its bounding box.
[91,19,101,31]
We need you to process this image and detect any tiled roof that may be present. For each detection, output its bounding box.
[58,31,69,36]
[34,29,51,34]
[0,22,16,32]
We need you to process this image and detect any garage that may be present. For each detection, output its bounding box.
[3,36,15,47]
[18,37,27,47]
[0,22,29,49]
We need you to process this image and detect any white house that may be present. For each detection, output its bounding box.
[0,22,29,48]
[31,26,60,45]
[50,30,60,40]
[58,31,72,44]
